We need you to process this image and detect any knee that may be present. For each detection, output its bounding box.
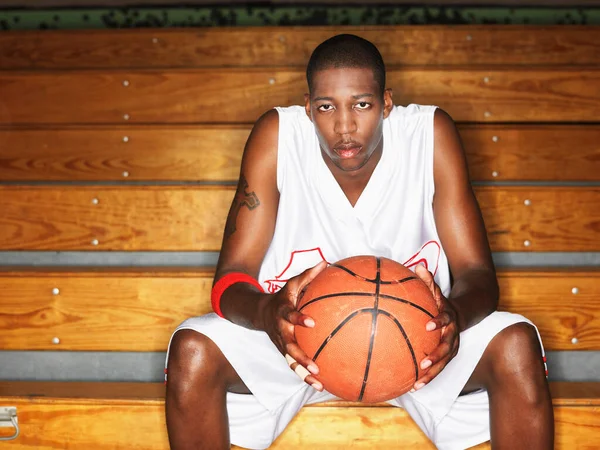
[485,323,547,398]
[167,330,224,390]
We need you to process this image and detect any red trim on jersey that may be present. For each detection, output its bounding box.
[211,273,265,318]
[264,248,330,293]
[274,248,329,280]
[403,240,441,276]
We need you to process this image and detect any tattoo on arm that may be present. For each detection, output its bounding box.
[224,174,261,239]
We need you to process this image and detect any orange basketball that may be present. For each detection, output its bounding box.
[295,255,441,403]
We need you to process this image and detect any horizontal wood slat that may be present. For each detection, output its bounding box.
[0,268,597,351]
[0,269,215,351]
[497,271,600,351]
[1,26,600,69]
[1,125,598,182]
[460,125,600,181]
[0,382,597,449]
[475,187,600,252]
[0,126,248,182]
[0,186,598,252]
[0,186,233,251]
[2,69,600,124]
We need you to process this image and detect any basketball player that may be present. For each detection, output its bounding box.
[165,34,553,449]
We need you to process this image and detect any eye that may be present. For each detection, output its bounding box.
[355,102,371,110]
[318,104,333,112]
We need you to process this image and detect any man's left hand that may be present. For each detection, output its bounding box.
[412,264,460,391]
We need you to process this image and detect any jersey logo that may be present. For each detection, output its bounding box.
[403,240,441,276]
[264,248,329,293]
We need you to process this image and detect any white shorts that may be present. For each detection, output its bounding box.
[165,311,545,450]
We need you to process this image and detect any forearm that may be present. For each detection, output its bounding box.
[447,268,499,333]
[219,282,271,331]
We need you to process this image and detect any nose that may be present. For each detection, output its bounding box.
[334,109,357,136]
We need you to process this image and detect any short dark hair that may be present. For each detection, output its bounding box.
[306,34,386,97]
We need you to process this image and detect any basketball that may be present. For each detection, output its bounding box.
[295,255,441,403]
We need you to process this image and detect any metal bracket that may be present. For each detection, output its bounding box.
[0,407,19,441]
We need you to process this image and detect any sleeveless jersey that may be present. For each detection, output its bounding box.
[257,104,451,298]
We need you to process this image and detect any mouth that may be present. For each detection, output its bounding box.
[333,143,363,159]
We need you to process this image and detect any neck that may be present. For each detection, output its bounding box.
[323,143,383,207]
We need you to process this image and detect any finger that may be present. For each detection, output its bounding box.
[414,339,459,389]
[433,284,443,307]
[285,354,323,390]
[420,322,458,369]
[419,340,452,370]
[299,260,328,287]
[285,342,319,375]
[286,310,315,328]
[425,286,446,329]
[415,264,435,295]
[289,261,328,305]
[426,311,452,331]
[413,357,450,390]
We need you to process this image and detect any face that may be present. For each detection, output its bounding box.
[305,67,393,175]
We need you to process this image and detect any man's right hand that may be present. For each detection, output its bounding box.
[259,261,327,391]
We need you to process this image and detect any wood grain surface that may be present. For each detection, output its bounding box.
[2,69,600,124]
[0,268,597,351]
[0,381,597,449]
[0,186,597,252]
[1,26,599,69]
[1,125,598,182]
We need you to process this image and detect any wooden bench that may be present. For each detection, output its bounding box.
[0,25,599,448]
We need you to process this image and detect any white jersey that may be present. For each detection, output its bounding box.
[257,104,451,297]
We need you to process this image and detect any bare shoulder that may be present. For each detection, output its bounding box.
[242,109,279,166]
[433,108,461,148]
[432,108,470,187]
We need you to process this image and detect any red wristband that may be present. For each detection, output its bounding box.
[211,272,265,318]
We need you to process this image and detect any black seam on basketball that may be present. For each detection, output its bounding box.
[380,276,418,285]
[377,294,436,318]
[378,310,419,383]
[298,292,435,318]
[358,258,381,402]
[298,292,373,312]
[331,264,418,286]
[312,308,374,362]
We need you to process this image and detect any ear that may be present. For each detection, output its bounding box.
[383,88,393,119]
[304,93,313,122]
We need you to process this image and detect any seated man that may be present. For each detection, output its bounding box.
[165,34,553,450]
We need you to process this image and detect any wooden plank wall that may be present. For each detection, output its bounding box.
[0,26,599,354]
[0,24,600,450]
